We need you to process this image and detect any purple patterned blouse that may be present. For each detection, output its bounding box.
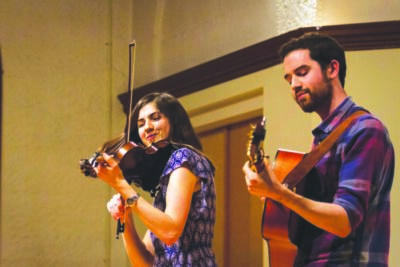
[150,147,218,266]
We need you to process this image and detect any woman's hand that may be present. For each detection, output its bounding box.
[96,153,138,207]
[95,153,127,190]
[106,194,125,221]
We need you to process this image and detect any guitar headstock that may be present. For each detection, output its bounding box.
[247,117,266,173]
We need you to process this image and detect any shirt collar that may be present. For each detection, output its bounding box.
[312,97,355,139]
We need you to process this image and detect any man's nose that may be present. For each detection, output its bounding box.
[291,76,301,89]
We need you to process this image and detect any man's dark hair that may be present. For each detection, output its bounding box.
[279,32,347,87]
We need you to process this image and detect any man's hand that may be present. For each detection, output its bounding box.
[243,158,283,202]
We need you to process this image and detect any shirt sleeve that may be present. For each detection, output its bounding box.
[161,147,213,183]
[333,115,394,232]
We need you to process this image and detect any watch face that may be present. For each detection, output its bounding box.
[126,195,139,206]
[127,198,134,205]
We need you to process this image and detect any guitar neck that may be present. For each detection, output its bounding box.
[253,160,265,174]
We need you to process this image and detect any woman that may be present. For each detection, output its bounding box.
[95,92,218,266]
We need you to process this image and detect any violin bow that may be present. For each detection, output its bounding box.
[116,41,137,239]
[126,40,137,143]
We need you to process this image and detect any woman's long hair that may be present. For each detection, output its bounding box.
[128,92,202,150]
[98,92,215,172]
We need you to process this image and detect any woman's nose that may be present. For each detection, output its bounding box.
[144,120,154,132]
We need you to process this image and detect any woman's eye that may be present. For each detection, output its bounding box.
[151,114,161,121]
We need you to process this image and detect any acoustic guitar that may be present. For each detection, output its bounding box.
[247,118,304,267]
[247,111,369,266]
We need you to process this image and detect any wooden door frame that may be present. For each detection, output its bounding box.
[198,116,264,267]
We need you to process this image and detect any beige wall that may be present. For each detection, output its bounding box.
[131,0,400,88]
[0,0,133,266]
[1,0,399,266]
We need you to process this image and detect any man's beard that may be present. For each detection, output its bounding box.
[296,75,333,113]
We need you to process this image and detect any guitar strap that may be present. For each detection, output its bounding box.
[282,110,368,189]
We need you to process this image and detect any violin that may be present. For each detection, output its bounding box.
[79,138,179,195]
[79,137,178,240]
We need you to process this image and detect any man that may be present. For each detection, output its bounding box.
[242,33,394,266]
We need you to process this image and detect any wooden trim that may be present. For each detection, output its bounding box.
[118,20,400,114]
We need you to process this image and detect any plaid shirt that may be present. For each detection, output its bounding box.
[294,97,394,267]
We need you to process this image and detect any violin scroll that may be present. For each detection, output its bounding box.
[80,151,100,178]
[79,133,126,178]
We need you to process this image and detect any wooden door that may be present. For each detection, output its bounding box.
[199,117,264,267]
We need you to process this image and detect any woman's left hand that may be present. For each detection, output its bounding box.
[95,153,127,190]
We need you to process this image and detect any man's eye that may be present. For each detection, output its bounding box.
[297,69,308,76]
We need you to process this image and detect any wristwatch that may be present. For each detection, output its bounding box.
[126,193,140,207]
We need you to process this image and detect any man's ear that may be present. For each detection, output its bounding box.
[327,60,340,78]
